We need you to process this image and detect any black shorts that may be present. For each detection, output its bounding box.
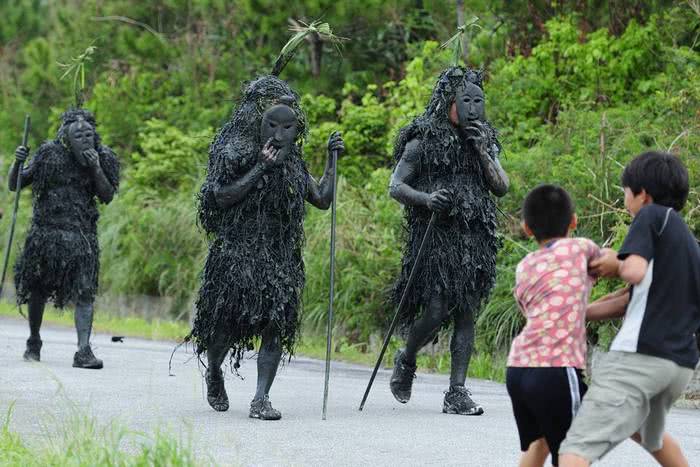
[506,367,588,466]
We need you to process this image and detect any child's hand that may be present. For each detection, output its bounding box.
[590,248,621,278]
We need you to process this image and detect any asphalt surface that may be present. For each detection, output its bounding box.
[1,317,699,466]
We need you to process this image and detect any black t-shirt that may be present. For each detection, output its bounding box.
[611,204,700,369]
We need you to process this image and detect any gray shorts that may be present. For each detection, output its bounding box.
[559,351,694,462]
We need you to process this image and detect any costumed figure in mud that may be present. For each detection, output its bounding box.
[187,50,344,419]
[9,109,119,369]
[388,67,509,415]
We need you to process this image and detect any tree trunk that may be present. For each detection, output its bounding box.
[308,32,323,78]
[455,0,469,64]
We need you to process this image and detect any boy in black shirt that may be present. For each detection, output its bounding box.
[560,152,700,467]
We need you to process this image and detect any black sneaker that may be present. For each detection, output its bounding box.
[72,346,103,369]
[23,337,42,362]
[443,385,484,415]
[390,349,416,404]
[249,396,282,420]
[206,370,229,412]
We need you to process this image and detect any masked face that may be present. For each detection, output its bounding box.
[455,82,485,126]
[260,104,299,165]
[66,120,95,166]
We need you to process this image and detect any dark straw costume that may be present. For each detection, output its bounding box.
[392,68,500,330]
[188,76,309,364]
[15,110,119,308]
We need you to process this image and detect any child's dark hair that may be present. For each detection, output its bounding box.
[621,151,689,211]
[522,184,574,242]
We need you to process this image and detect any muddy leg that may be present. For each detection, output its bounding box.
[254,325,283,400]
[23,291,46,361]
[443,307,482,415]
[391,293,449,403]
[403,293,450,365]
[205,327,230,411]
[249,325,283,420]
[28,291,47,338]
[206,327,229,378]
[449,308,475,387]
[72,300,103,369]
[74,300,95,349]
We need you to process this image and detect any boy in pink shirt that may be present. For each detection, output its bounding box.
[506,185,602,467]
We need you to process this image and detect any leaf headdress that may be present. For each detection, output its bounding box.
[58,45,97,108]
[271,20,347,76]
[440,18,481,67]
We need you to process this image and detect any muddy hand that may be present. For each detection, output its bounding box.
[82,148,100,170]
[260,138,279,170]
[327,131,345,157]
[463,121,488,154]
[15,145,29,162]
[426,188,452,213]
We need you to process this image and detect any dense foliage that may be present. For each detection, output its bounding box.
[1,1,698,370]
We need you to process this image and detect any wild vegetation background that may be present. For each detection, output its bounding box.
[0,0,698,376]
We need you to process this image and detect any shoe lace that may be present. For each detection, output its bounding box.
[76,345,92,358]
[446,385,472,397]
[255,396,280,416]
[262,395,273,411]
[398,358,417,379]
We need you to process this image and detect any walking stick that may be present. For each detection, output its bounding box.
[0,115,31,298]
[359,211,437,411]
[322,147,339,420]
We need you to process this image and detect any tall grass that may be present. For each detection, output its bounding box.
[0,403,210,467]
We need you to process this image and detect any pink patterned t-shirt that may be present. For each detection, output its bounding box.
[507,238,600,369]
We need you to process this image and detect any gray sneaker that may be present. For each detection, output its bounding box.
[390,349,416,404]
[72,346,103,369]
[249,395,282,420]
[443,385,483,415]
[206,369,229,412]
[23,337,42,362]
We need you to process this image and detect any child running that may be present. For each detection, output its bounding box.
[560,151,700,467]
[506,184,602,467]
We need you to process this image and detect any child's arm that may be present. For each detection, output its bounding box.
[618,255,649,284]
[592,206,662,284]
[586,287,630,321]
[590,249,649,285]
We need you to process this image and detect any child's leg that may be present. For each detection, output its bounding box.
[632,433,689,467]
[559,352,677,465]
[631,366,693,467]
[520,438,549,467]
[507,368,547,466]
[558,454,588,467]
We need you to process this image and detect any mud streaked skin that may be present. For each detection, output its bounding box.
[187,75,344,417]
[9,109,119,367]
[389,67,508,412]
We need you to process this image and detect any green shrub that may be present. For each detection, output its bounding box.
[99,120,211,313]
[303,168,403,343]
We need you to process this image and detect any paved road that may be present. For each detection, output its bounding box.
[1,317,699,466]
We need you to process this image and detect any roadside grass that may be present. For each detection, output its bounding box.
[0,302,190,342]
[0,302,507,383]
[295,334,507,383]
[0,402,210,467]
